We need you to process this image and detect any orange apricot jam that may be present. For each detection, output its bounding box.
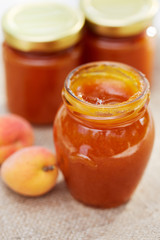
[3,43,83,124]
[2,2,84,124]
[54,62,154,208]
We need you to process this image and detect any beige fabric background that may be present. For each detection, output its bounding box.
[1,20,160,240]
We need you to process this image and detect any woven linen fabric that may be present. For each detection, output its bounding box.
[0,44,160,239]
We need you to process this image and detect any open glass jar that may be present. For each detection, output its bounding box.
[2,3,84,124]
[81,0,158,85]
[54,62,154,208]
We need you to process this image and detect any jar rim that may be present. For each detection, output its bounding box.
[63,62,150,126]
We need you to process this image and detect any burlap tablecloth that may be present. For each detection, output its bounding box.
[0,40,160,239]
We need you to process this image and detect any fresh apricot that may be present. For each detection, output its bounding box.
[0,114,34,164]
[1,146,58,197]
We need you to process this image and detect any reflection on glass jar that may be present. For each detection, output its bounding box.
[54,62,154,208]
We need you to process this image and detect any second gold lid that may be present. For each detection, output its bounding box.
[2,2,85,52]
[81,0,159,37]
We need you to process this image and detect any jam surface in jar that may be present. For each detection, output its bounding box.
[54,62,154,208]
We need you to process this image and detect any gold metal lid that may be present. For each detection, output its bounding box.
[81,0,159,37]
[2,2,85,52]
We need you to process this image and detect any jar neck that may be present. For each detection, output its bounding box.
[86,25,146,40]
[62,62,150,128]
[3,41,80,57]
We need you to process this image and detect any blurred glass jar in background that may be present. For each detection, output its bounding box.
[2,2,84,124]
[81,0,159,85]
[54,62,154,208]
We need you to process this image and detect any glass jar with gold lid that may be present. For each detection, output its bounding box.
[81,0,158,85]
[54,61,155,208]
[2,2,84,124]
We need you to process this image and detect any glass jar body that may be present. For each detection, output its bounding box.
[54,105,154,208]
[84,27,157,84]
[2,42,83,124]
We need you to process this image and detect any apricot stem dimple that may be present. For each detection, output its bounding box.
[43,165,55,172]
